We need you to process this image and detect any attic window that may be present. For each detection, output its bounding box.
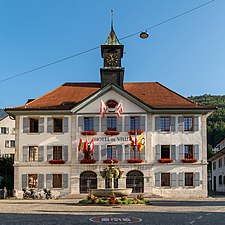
[106,100,118,108]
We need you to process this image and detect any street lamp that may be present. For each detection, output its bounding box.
[140,31,149,39]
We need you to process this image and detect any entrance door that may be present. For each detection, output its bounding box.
[213,176,216,191]
[126,170,144,193]
[80,171,97,193]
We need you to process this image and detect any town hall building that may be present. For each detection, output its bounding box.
[6,26,214,198]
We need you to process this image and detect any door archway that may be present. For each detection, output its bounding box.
[126,170,144,193]
[80,171,97,193]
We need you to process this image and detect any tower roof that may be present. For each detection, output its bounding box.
[104,27,122,45]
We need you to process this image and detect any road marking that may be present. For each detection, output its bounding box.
[190,221,195,224]
[197,216,203,220]
[206,213,212,216]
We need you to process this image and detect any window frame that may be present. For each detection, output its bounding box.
[0,127,9,134]
[219,158,222,168]
[53,146,63,160]
[5,140,15,148]
[53,117,63,133]
[29,118,39,133]
[184,145,194,159]
[29,146,38,161]
[160,117,170,132]
[107,117,117,131]
[185,172,194,187]
[107,145,117,159]
[161,145,170,159]
[213,161,216,170]
[184,116,193,131]
[28,174,38,188]
[161,173,170,187]
[84,117,94,131]
[53,174,62,188]
[219,175,222,185]
[130,116,140,131]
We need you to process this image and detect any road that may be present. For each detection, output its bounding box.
[0,197,225,225]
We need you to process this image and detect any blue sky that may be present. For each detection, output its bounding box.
[0,0,224,108]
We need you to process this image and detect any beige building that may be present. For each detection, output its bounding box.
[6,27,214,198]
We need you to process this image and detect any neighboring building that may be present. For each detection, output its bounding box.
[6,27,215,198]
[212,137,225,153]
[208,143,225,192]
[0,109,15,159]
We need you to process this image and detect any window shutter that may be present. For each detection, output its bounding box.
[63,117,69,133]
[117,117,122,132]
[63,145,68,161]
[179,144,184,160]
[179,172,184,186]
[78,151,83,161]
[23,117,29,133]
[38,146,44,162]
[101,117,107,132]
[38,174,44,189]
[117,145,123,161]
[93,145,99,161]
[171,173,177,187]
[195,172,200,186]
[47,118,53,133]
[140,146,145,160]
[46,174,52,189]
[94,117,99,132]
[155,116,161,132]
[23,146,29,162]
[194,144,199,160]
[63,174,68,189]
[155,173,160,187]
[47,146,53,161]
[6,127,9,134]
[171,116,176,132]
[78,117,83,131]
[140,116,145,131]
[124,116,130,132]
[39,117,44,133]
[194,116,199,132]
[130,147,134,159]
[22,174,27,188]
[101,145,107,160]
[125,145,130,160]
[155,144,161,160]
[178,116,184,132]
[171,145,176,160]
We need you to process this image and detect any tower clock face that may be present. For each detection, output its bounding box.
[106,54,119,66]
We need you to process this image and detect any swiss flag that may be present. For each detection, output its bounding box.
[83,138,88,153]
[89,138,94,153]
[116,100,123,117]
[78,138,82,151]
[100,99,107,117]
[129,135,135,147]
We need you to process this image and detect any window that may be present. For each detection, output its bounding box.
[219,175,222,185]
[184,145,194,159]
[161,117,170,132]
[161,145,170,158]
[224,157,225,166]
[185,173,194,186]
[84,117,94,131]
[5,140,15,148]
[184,116,193,131]
[28,174,38,188]
[29,146,38,161]
[130,117,140,130]
[53,118,63,132]
[223,176,225,185]
[161,173,170,186]
[29,118,39,133]
[53,146,62,160]
[107,145,117,159]
[107,117,117,131]
[0,127,9,134]
[219,158,222,168]
[53,174,62,188]
[213,162,216,170]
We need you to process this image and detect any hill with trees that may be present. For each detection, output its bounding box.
[188,94,225,158]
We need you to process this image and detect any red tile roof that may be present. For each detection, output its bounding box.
[6,82,212,110]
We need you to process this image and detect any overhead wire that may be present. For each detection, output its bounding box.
[0,0,216,84]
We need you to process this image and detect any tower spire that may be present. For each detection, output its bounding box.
[111,10,114,31]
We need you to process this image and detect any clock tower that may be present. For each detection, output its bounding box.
[100,26,124,88]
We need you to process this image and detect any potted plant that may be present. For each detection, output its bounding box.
[104,130,120,135]
[182,158,198,163]
[127,158,144,163]
[158,158,174,163]
[128,130,143,135]
[48,159,65,164]
[81,131,97,135]
[103,158,119,164]
[80,158,96,164]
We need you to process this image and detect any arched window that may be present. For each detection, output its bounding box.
[80,171,97,193]
[126,170,144,193]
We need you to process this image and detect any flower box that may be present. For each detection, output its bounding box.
[127,158,144,163]
[158,158,174,163]
[49,159,65,164]
[103,158,119,164]
[81,131,97,135]
[128,130,143,135]
[182,158,198,163]
[80,159,96,164]
[104,130,120,135]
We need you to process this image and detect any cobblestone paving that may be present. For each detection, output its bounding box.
[0,197,225,225]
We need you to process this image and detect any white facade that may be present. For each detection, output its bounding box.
[10,88,212,199]
[0,115,15,158]
[209,149,225,192]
